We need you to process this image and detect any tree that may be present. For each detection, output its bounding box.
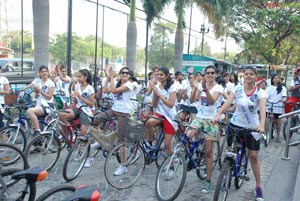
[229,1,300,65]
[193,41,211,57]
[32,0,49,75]
[148,22,175,68]
[2,31,33,56]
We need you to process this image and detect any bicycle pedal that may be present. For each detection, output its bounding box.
[244,176,250,181]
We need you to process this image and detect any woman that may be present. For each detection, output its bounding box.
[93,66,133,175]
[27,65,55,135]
[54,65,71,109]
[187,65,223,194]
[59,69,95,167]
[0,65,10,144]
[266,74,287,143]
[230,73,240,86]
[146,67,177,156]
[215,66,266,201]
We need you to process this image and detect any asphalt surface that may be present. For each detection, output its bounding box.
[15,134,299,201]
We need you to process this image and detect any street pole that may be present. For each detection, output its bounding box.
[200,24,209,56]
[224,33,228,60]
[21,0,24,77]
[145,23,149,87]
[187,4,193,54]
[67,0,73,76]
[101,6,104,80]
[161,26,165,67]
[93,0,99,91]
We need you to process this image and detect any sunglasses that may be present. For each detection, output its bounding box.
[61,71,67,73]
[206,71,215,75]
[121,71,129,75]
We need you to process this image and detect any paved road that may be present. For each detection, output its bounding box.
[25,135,286,201]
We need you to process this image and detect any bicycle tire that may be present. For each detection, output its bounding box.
[264,116,272,147]
[63,139,90,182]
[35,184,76,201]
[213,160,232,201]
[0,125,27,151]
[218,136,227,168]
[25,132,61,171]
[155,152,187,201]
[104,141,145,189]
[234,149,248,189]
[0,168,36,201]
[0,143,29,169]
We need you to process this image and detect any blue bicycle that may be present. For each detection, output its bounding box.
[213,123,262,201]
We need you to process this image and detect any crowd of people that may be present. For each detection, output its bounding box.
[2,63,300,201]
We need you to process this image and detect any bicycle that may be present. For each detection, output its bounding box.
[213,123,264,201]
[0,143,48,201]
[154,112,220,201]
[62,108,119,182]
[265,100,282,146]
[103,114,175,189]
[0,166,48,201]
[35,185,100,201]
[283,101,300,142]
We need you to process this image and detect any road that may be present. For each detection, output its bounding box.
[27,136,288,201]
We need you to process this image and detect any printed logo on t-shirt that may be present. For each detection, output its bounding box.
[250,94,258,102]
[82,92,88,99]
[201,96,210,106]
[114,93,123,100]
[42,85,47,92]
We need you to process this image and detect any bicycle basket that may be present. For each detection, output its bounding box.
[126,119,146,142]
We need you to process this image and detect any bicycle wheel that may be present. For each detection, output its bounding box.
[234,150,248,189]
[0,125,27,151]
[103,118,118,134]
[155,152,186,201]
[25,132,61,171]
[264,116,272,147]
[0,143,29,169]
[218,136,227,168]
[0,168,36,201]
[35,184,76,201]
[213,160,232,201]
[104,141,145,189]
[63,139,90,182]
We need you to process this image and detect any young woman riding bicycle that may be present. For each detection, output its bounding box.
[92,66,133,175]
[27,65,55,136]
[187,65,223,194]
[215,66,266,201]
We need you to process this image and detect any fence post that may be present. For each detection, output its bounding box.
[282,117,291,160]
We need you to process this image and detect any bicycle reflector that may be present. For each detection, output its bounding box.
[37,170,48,181]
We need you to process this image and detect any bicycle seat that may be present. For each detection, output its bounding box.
[64,186,100,201]
[11,166,48,182]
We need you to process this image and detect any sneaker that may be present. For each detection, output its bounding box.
[113,165,128,176]
[186,159,194,171]
[255,186,264,201]
[84,157,94,168]
[201,181,212,194]
[91,141,101,150]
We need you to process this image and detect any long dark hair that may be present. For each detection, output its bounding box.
[158,67,172,91]
[116,67,129,88]
[230,73,239,86]
[79,69,92,85]
[271,74,282,94]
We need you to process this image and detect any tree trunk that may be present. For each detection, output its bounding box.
[174,29,184,72]
[126,0,137,72]
[126,22,137,72]
[32,0,49,76]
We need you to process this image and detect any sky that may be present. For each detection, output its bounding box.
[0,0,240,55]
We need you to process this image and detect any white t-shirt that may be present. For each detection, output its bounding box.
[32,78,55,106]
[196,84,223,119]
[230,86,267,129]
[0,76,9,105]
[156,83,177,131]
[266,85,287,114]
[55,75,71,97]
[111,81,133,114]
[75,84,95,116]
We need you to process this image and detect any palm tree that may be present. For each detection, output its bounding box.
[126,0,137,72]
[32,0,49,75]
